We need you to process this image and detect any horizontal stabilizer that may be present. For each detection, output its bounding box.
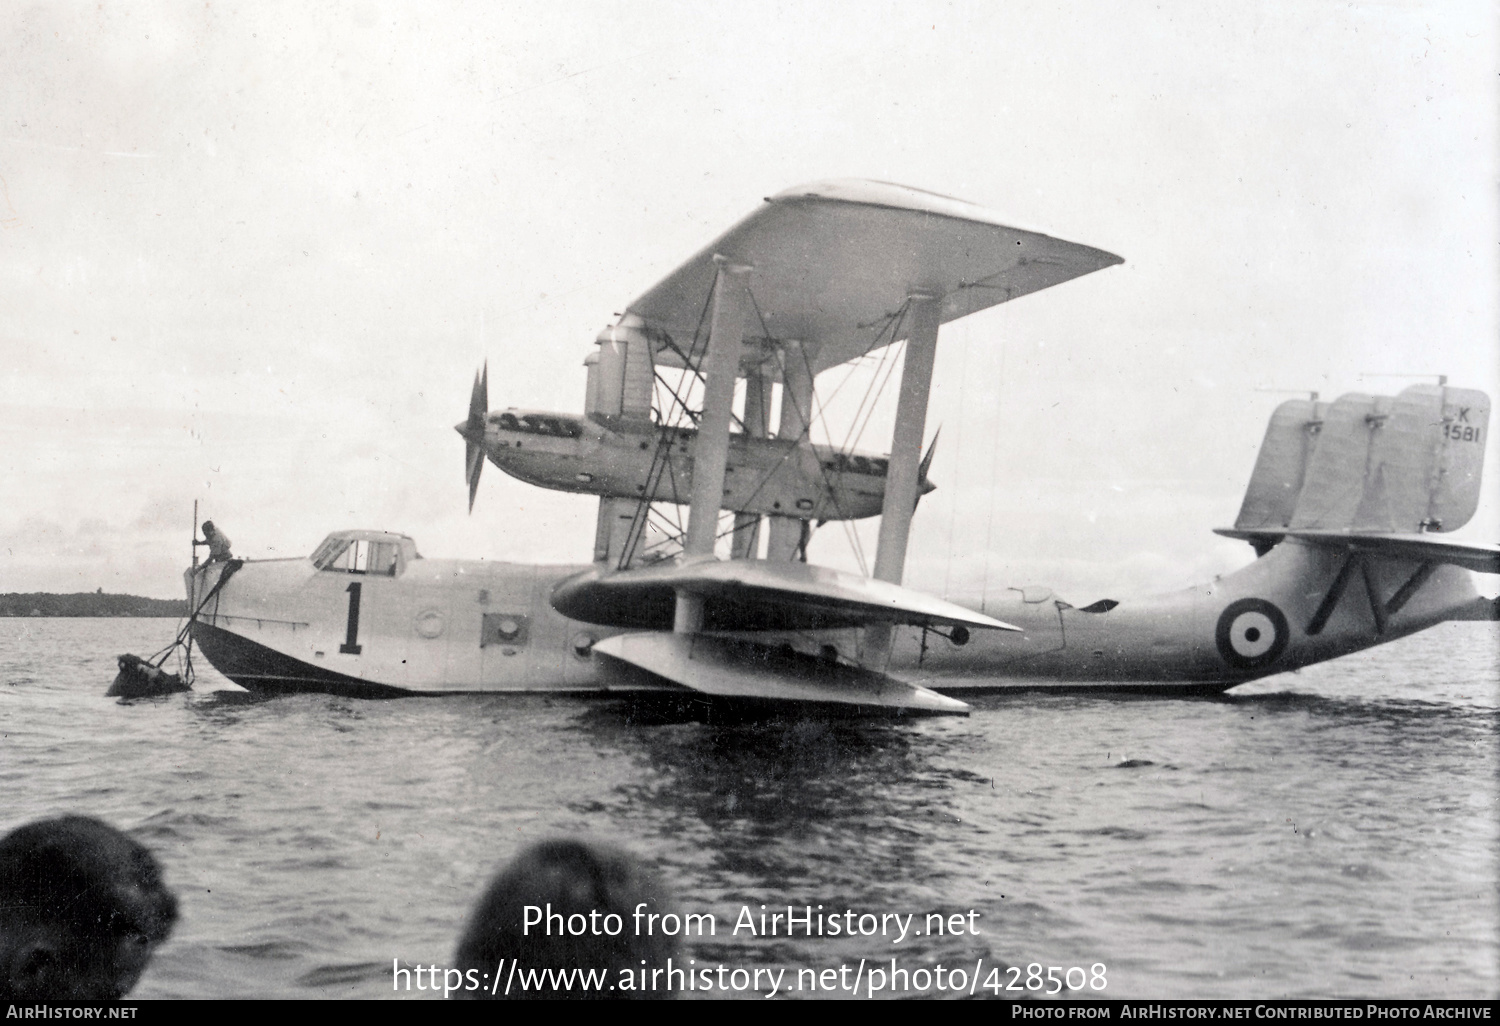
[551,557,1021,632]
[1214,528,1500,574]
[593,632,970,715]
[629,180,1122,378]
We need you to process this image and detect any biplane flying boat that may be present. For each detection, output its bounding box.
[184,181,1499,715]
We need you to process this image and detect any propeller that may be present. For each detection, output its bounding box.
[456,363,488,513]
[915,427,940,510]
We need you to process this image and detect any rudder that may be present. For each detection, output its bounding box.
[1233,397,1328,532]
[1420,385,1489,532]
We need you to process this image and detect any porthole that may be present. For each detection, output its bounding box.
[415,610,445,639]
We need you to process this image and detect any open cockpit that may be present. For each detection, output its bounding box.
[488,410,585,439]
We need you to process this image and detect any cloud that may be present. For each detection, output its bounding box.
[1,2,1494,597]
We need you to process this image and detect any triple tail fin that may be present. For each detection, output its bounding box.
[1231,384,1489,541]
[1232,396,1328,538]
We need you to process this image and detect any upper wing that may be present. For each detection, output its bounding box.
[628,179,1123,378]
[551,556,1021,633]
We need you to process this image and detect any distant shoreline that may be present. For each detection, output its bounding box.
[0,593,187,618]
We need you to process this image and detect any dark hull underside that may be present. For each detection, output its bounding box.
[931,680,1238,698]
[191,620,417,699]
[191,620,1242,701]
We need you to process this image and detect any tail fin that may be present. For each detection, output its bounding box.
[1234,384,1489,538]
[1233,396,1328,533]
[1416,386,1490,532]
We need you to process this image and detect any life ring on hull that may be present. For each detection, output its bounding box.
[1214,598,1290,670]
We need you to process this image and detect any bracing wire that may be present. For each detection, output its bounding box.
[980,332,1007,614]
[804,304,918,576]
[834,302,909,459]
[839,338,906,459]
[621,280,931,577]
[619,281,718,568]
[793,329,876,576]
[943,321,969,601]
[737,287,879,569]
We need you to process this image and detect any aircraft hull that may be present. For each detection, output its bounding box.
[184,538,1486,700]
[190,618,414,698]
[184,556,643,696]
[892,540,1485,694]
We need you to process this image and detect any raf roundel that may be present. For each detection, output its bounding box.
[1215,598,1290,670]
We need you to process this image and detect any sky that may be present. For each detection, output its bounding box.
[1,0,1496,602]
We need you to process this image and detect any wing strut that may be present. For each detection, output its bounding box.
[675,257,752,632]
[873,295,941,582]
[766,339,816,560]
[864,294,942,663]
[730,366,772,559]
[1306,552,1441,637]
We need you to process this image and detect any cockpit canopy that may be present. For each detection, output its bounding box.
[821,452,890,478]
[311,530,421,577]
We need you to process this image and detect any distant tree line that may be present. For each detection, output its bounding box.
[0,592,187,617]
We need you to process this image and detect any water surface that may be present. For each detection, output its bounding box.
[1,618,1495,999]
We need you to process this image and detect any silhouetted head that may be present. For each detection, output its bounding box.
[201,521,216,536]
[0,817,178,1001]
[453,839,677,1000]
